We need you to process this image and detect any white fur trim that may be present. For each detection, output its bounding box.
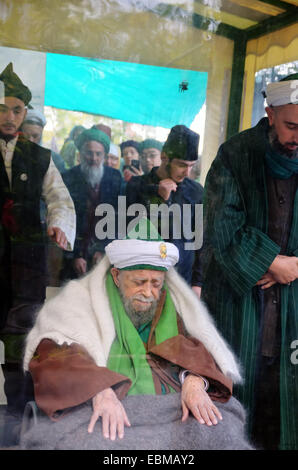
[24,256,242,383]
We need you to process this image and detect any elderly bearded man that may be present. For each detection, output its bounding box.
[201,74,298,450]
[61,127,123,279]
[20,220,252,450]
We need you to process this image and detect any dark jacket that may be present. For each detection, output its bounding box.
[202,117,298,449]
[62,164,123,260]
[0,135,51,330]
[126,167,204,286]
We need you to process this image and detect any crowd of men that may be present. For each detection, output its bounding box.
[0,61,298,451]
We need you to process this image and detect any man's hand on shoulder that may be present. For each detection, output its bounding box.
[191,286,201,299]
[47,226,68,250]
[181,375,222,426]
[158,178,177,201]
[73,257,87,275]
[88,387,131,440]
[92,251,104,266]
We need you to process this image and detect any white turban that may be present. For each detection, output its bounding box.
[266,80,298,107]
[24,108,47,127]
[105,239,179,271]
[108,143,121,159]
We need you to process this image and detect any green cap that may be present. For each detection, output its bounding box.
[140,139,163,152]
[75,127,110,154]
[126,217,163,242]
[0,63,32,107]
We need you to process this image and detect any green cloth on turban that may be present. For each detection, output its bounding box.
[280,73,298,82]
[75,127,111,154]
[119,264,167,272]
[0,63,32,107]
[106,272,178,395]
[140,139,163,152]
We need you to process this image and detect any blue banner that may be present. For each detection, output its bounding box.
[45,53,207,128]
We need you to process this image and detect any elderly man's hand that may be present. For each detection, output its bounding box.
[47,226,68,250]
[88,388,131,440]
[181,375,222,426]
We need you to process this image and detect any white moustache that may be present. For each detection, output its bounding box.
[132,295,155,303]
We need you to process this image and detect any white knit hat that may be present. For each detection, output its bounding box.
[266,77,298,107]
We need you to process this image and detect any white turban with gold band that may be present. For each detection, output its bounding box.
[105,217,180,271]
[105,239,179,271]
[266,79,298,107]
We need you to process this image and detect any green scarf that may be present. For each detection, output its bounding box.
[265,144,298,179]
[106,272,178,395]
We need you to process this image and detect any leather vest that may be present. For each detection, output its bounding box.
[0,136,51,328]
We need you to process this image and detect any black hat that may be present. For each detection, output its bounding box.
[162,125,199,161]
[0,63,32,107]
[120,140,141,155]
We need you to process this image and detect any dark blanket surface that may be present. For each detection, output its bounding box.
[20,394,254,450]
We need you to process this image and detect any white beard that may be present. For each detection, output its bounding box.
[118,288,159,329]
[81,160,104,188]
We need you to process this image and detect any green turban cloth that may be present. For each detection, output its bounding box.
[0,63,32,107]
[75,127,111,154]
[140,139,163,152]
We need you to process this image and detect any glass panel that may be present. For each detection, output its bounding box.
[1,0,296,453]
[252,60,298,126]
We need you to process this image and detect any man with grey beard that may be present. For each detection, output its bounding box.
[118,271,159,329]
[61,127,123,279]
[22,226,253,450]
[201,73,298,450]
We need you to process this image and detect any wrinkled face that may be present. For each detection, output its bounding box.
[80,140,105,167]
[142,147,161,172]
[266,104,298,158]
[105,152,119,169]
[22,123,43,144]
[111,268,165,313]
[169,158,197,183]
[0,96,27,135]
[122,146,139,166]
